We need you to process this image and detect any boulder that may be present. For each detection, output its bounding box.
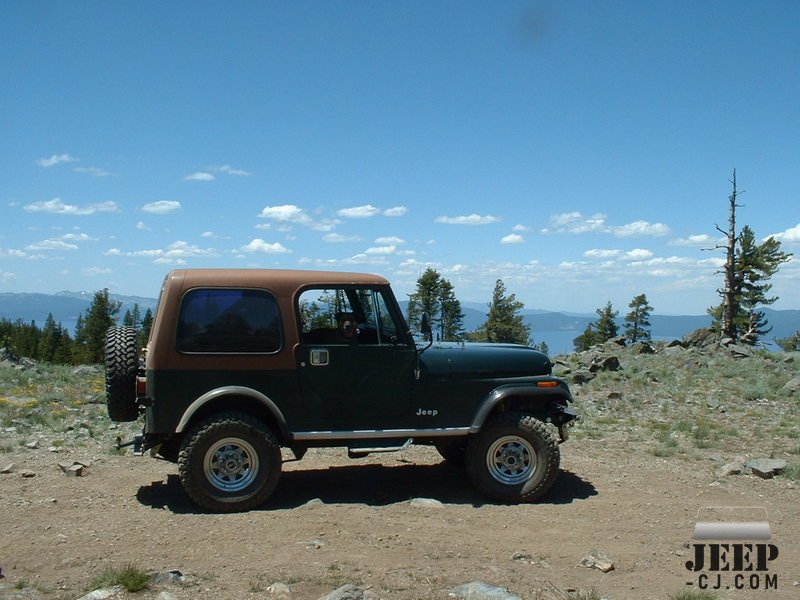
[631,342,655,355]
[781,377,800,396]
[318,584,378,600]
[746,459,787,479]
[571,370,596,385]
[449,581,522,600]
[579,549,615,572]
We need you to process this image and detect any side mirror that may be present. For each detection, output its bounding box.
[420,313,432,341]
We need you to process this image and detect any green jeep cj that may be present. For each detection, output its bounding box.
[105,269,577,512]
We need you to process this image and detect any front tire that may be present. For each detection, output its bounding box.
[178,413,281,512]
[466,412,559,503]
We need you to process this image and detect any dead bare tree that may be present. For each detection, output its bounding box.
[714,169,744,340]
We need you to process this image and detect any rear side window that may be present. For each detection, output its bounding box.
[177,288,282,353]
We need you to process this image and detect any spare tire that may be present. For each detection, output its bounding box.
[104,326,140,422]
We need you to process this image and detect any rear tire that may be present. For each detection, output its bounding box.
[178,413,281,512]
[104,326,140,422]
[466,412,560,503]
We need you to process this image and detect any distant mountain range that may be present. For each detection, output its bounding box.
[1,292,798,354]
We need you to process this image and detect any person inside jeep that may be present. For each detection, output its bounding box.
[336,311,358,341]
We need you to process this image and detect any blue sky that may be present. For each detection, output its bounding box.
[2,1,799,315]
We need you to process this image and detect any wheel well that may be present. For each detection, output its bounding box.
[484,395,560,424]
[180,394,287,444]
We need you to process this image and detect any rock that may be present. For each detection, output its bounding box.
[58,461,87,476]
[155,592,178,600]
[300,498,324,508]
[728,344,755,359]
[579,549,615,572]
[0,463,15,474]
[706,398,721,410]
[20,470,36,478]
[607,391,622,401]
[631,342,655,354]
[666,339,684,348]
[571,370,596,385]
[717,462,744,477]
[25,440,40,449]
[587,355,620,373]
[781,377,800,396]
[151,570,185,585]
[76,587,122,600]
[318,584,378,600]
[48,446,60,453]
[746,458,787,479]
[72,365,99,377]
[683,327,718,348]
[267,582,292,599]
[607,336,627,347]
[409,497,443,508]
[449,581,522,600]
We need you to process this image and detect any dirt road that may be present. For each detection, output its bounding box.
[1,434,797,600]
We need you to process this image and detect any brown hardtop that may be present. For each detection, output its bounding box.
[167,268,390,296]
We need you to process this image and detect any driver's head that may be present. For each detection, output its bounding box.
[336,312,356,338]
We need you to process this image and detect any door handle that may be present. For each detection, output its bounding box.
[309,348,330,366]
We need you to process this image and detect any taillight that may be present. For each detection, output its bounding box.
[136,376,147,398]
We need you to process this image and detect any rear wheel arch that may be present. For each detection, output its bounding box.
[175,386,290,443]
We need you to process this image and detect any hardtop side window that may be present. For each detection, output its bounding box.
[176,288,282,353]
[297,287,400,345]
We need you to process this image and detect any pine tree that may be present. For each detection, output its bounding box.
[709,172,792,344]
[574,302,619,352]
[624,294,653,343]
[407,269,465,341]
[777,331,800,352]
[438,279,465,341]
[473,279,531,345]
[74,289,122,363]
[139,308,154,349]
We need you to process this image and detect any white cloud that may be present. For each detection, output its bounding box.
[74,166,112,177]
[0,248,29,259]
[26,239,79,251]
[323,233,361,243]
[365,245,397,255]
[128,241,219,262]
[669,234,718,247]
[183,172,215,181]
[37,153,78,167]
[768,223,800,244]
[500,233,524,244]
[542,212,607,234]
[513,224,530,232]
[104,248,122,256]
[23,198,120,215]
[611,220,671,238]
[136,222,150,231]
[435,214,501,225]
[0,270,15,283]
[59,233,97,242]
[338,205,381,219]
[141,200,182,214]
[375,236,405,245]
[584,249,621,259]
[259,204,312,225]
[624,248,654,260]
[82,267,113,276]
[211,165,252,176]
[384,206,408,217]
[241,238,291,254]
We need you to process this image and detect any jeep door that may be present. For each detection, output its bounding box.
[294,286,415,430]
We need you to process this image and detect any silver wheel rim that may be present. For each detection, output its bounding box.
[486,435,536,485]
[204,437,259,493]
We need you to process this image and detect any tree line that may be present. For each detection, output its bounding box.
[0,289,152,365]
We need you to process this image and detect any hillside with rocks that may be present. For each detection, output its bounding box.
[0,336,798,600]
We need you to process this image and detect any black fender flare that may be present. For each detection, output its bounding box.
[175,386,290,439]
[469,380,575,432]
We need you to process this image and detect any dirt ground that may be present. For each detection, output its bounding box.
[1,433,798,600]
